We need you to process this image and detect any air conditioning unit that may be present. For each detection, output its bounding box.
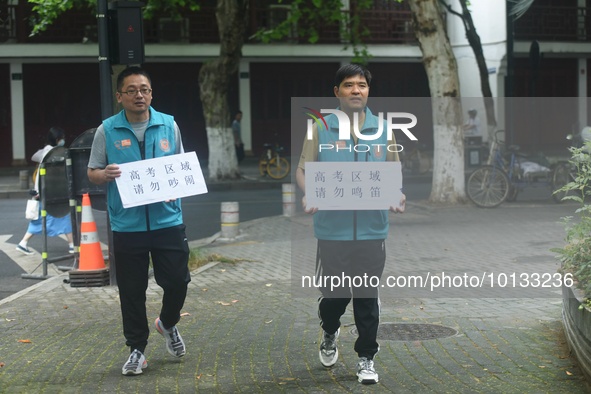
[158,17,189,43]
[268,4,297,41]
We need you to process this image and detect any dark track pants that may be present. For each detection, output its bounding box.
[316,239,385,359]
[114,224,191,353]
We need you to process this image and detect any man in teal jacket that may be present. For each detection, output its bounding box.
[88,67,190,376]
[296,64,405,385]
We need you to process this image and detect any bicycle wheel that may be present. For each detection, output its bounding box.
[506,185,519,202]
[466,165,510,208]
[506,171,520,202]
[258,153,269,176]
[266,156,290,179]
[551,162,571,203]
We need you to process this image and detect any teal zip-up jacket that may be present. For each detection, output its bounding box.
[313,107,390,240]
[103,107,183,232]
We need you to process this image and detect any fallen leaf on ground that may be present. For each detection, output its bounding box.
[180,312,191,317]
[232,300,239,303]
[196,374,202,380]
[0,362,5,368]
[217,301,232,306]
[265,320,273,324]
[5,318,15,322]
[63,305,68,309]
[17,339,32,343]
[566,370,573,376]
[265,283,272,287]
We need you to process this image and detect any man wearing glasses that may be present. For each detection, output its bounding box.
[87,66,191,376]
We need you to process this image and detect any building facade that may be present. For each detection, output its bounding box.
[0,0,590,167]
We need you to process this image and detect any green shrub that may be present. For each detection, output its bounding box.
[553,142,591,298]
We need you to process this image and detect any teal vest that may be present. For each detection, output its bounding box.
[103,107,183,232]
[312,107,389,240]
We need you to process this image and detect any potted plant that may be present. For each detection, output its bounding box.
[553,142,591,382]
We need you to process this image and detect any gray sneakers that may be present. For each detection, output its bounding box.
[155,317,186,357]
[122,349,147,376]
[319,328,340,367]
[356,357,379,384]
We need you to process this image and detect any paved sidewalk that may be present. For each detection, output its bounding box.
[0,199,589,393]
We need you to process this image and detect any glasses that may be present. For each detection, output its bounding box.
[119,88,152,96]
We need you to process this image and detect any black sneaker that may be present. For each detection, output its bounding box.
[319,328,339,367]
[122,349,147,376]
[357,357,379,384]
[155,317,186,357]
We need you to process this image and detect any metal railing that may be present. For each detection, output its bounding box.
[514,5,590,42]
[0,3,415,45]
[1,3,588,45]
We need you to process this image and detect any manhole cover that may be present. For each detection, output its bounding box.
[351,323,457,341]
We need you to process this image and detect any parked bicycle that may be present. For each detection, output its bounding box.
[400,141,432,175]
[258,143,290,179]
[466,130,568,208]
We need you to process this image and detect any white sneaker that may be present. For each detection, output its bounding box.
[122,349,147,376]
[357,357,379,384]
[16,245,33,255]
[319,328,339,367]
[155,317,186,357]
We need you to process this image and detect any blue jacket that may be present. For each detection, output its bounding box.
[103,107,183,232]
[313,107,390,240]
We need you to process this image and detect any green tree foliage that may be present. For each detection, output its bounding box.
[254,0,394,64]
[553,143,591,298]
[28,0,200,36]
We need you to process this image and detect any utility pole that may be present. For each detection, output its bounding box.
[97,0,113,121]
[97,0,116,285]
[95,0,145,286]
[506,0,515,145]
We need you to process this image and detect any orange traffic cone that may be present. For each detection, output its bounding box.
[78,193,106,271]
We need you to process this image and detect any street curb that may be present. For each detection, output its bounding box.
[0,273,67,307]
[0,180,285,199]
[0,190,31,199]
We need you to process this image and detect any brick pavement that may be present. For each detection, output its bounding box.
[0,200,590,393]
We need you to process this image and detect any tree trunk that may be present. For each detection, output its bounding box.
[408,0,465,204]
[198,0,248,181]
[457,0,497,137]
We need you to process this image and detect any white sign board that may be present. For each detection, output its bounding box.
[305,161,403,210]
[115,152,208,208]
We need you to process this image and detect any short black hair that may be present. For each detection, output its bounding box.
[335,64,372,87]
[116,66,151,92]
[47,126,65,146]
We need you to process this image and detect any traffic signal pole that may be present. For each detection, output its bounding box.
[97,0,116,286]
